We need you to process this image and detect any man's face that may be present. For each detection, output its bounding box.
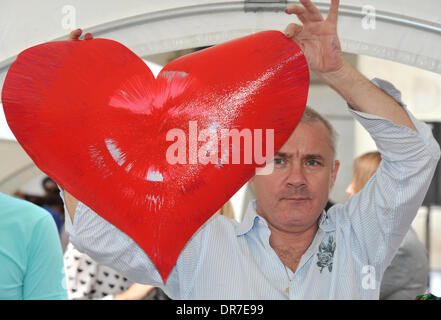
[250,120,340,233]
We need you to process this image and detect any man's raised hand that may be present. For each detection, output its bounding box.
[284,0,343,76]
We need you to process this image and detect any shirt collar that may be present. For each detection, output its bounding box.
[317,209,336,232]
[235,199,336,236]
[235,200,261,236]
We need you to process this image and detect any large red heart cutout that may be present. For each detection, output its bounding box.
[2,31,309,282]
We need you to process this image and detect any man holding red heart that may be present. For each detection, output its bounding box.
[61,0,440,299]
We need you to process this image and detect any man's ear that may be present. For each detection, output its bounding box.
[330,160,340,189]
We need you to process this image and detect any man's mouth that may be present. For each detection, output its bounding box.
[281,197,310,201]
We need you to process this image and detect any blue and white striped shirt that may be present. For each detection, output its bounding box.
[63,79,440,299]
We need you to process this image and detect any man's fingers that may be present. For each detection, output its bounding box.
[285,5,308,24]
[68,28,93,40]
[299,0,324,21]
[326,0,340,25]
[69,28,82,40]
[84,33,94,40]
[285,4,306,15]
[284,23,304,38]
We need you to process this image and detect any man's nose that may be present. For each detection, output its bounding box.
[286,163,307,187]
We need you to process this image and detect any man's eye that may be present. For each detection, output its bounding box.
[306,160,320,166]
[274,158,285,165]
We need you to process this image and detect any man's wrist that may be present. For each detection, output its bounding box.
[314,60,371,110]
[315,60,357,89]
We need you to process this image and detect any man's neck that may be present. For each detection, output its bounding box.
[268,222,319,273]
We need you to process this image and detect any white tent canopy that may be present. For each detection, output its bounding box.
[1,0,441,90]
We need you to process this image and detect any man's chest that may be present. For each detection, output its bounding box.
[187,232,343,299]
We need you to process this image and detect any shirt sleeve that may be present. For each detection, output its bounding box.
[60,188,181,297]
[329,78,440,277]
[23,214,68,300]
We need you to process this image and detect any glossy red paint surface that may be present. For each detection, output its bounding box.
[2,30,309,282]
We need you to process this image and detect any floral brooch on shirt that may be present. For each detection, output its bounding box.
[316,235,336,273]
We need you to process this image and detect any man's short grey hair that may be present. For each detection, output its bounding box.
[300,106,338,158]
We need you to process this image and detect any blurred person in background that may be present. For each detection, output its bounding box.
[0,192,67,300]
[64,242,166,300]
[346,151,430,300]
[14,176,65,234]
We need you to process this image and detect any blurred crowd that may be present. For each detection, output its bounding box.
[11,176,170,300]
